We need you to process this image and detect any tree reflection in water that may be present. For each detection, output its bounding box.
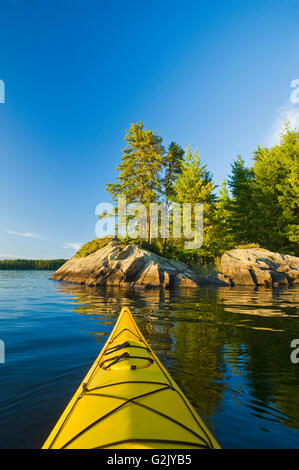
[55,282,299,448]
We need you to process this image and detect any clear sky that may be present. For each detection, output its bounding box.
[0,0,298,259]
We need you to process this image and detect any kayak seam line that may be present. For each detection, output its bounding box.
[92,438,208,449]
[46,371,166,447]
[82,390,210,446]
[68,326,146,406]
[170,387,214,448]
[45,313,215,449]
[110,328,143,344]
[104,343,150,355]
[150,352,214,448]
[85,380,171,392]
[99,354,154,370]
[60,386,171,449]
[101,324,214,448]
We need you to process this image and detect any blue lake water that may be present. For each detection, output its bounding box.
[0,270,299,448]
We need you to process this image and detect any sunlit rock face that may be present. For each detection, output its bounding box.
[50,241,226,289]
[50,242,299,289]
[221,248,299,286]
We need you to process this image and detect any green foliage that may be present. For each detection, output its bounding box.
[160,141,184,254]
[0,259,66,270]
[171,147,217,262]
[102,122,298,266]
[74,236,112,258]
[106,122,164,206]
[106,121,165,241]
[252,128,299,253]
[225,127,299,255]
[213,179,235,253]
[163,142,184,203]
[234,243,260,249]
[172,146,215,205]
[227,155,256,244]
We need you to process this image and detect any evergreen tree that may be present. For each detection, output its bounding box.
[227,156,256,244]
[162,142,184,254]
[103,122,298,261]
[172,147,216,261]
[163,142,184,204]
[173,146,215,205]
[278,158,299,248]
[106,122,165,240]
[214,178,235,252]
[106,122,164,205]
[252,127,299,253]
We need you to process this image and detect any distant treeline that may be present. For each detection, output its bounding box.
[0,259,66,270]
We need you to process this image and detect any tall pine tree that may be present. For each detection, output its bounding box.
[214,178,235,253]
[106,122,164,204]
[173,146,215,205]
[172,147,216,261]
[227,156,256,244]
[252,127,299,253]
[162,142,184,253]
[106,122,165,240]
[163,142,184,205]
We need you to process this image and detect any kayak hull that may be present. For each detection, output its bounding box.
[42,307,220,449]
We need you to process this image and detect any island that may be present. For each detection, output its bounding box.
[50,240,299,288]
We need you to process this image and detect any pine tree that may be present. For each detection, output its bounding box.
[252,127,299,253]
[163,142,184,204]
[226,127,299,255]
[278,158,299,249]
[214,178,235,252]
[173,146,215,205]
[162,142,184,254]
[106,122,165,240]
[106,122,164,205]
[227,156,256,244]
[172,146,216,261]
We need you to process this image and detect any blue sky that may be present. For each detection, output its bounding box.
[0,0,298,259]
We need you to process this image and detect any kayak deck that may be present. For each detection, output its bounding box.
[42,307,220,449]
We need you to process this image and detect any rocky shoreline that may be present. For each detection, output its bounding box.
[50,241,299,289]
[220,248,299,287]
[50,241,224,288]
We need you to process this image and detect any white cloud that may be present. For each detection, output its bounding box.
[0,254,18,259]
[6,230,45,239]
[267,104,299,146]
[63,242,82,251]
[267,79,299,146]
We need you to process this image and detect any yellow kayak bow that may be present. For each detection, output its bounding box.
[43,307,220,449]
